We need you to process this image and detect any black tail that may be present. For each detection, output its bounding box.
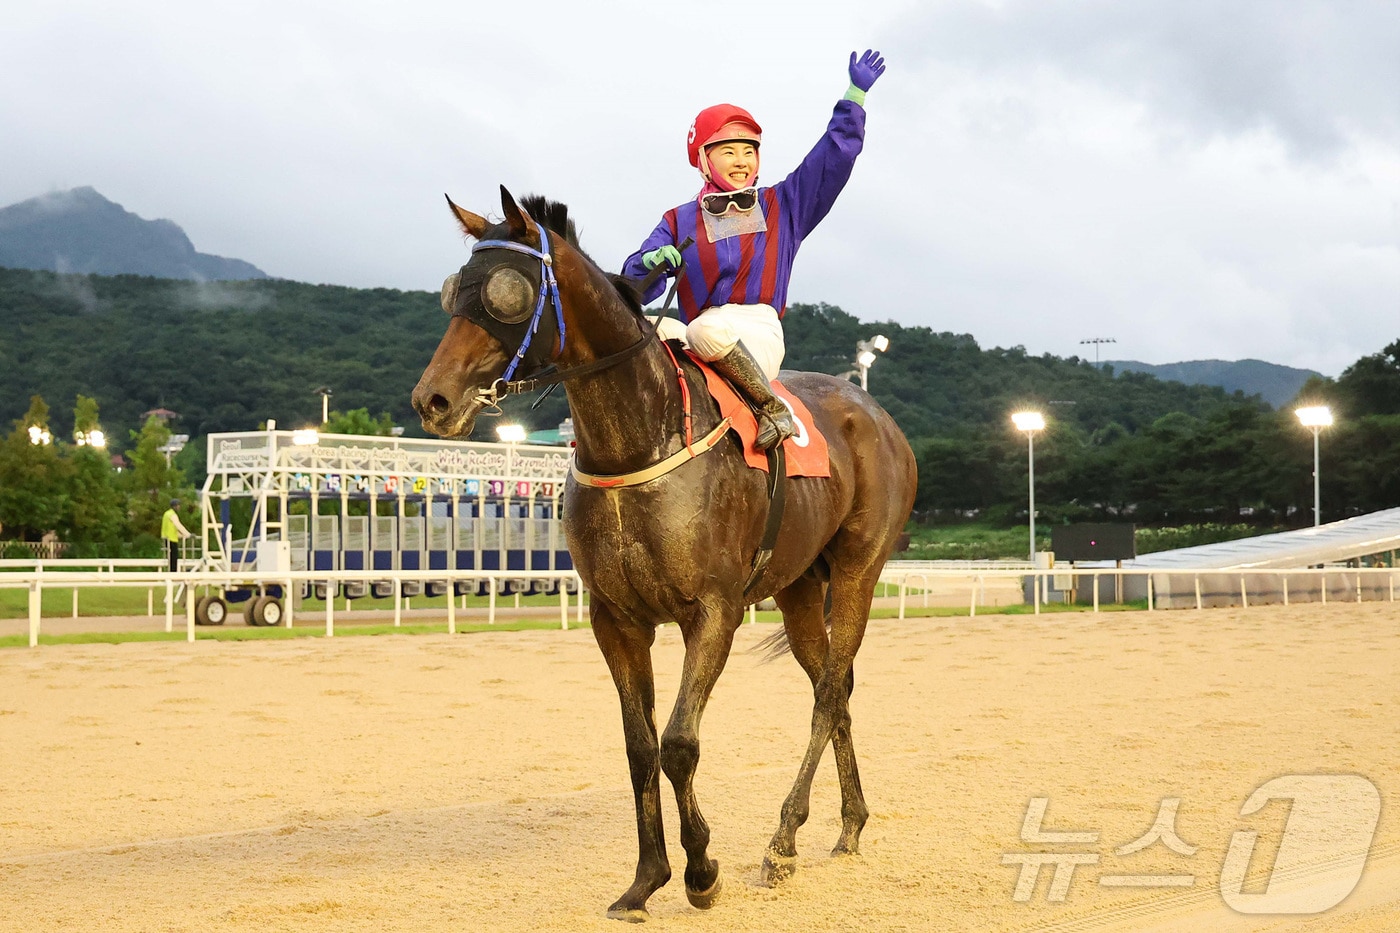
[750,582,835,664]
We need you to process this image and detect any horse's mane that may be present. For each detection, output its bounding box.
[520,195,580,250]
[519,194,645,316]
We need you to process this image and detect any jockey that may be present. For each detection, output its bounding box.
[622,50,886,450]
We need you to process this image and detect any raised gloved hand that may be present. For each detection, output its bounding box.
[642,245,682,271]
[848,49,886,91]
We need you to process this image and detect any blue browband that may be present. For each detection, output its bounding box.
[472,222,567,382]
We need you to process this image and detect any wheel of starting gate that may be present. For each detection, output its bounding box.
[250,595,284,627]
[195,595,227,626]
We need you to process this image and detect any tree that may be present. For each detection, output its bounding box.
[1336,340,1400,417]
[915,434,1011,514]
[121,415,194,539]
[323,407,397,436]
[60,396,126,548]
[0,395,71,540]
[73,394,101,439]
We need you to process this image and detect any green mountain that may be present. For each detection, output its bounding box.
[0,268,430,445]
[0,267,1248,448]
[3,267,1394,525]
[1103,359,1321,409]
[0,187,267,281]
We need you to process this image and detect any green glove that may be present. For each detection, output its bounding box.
[642,245,682,270]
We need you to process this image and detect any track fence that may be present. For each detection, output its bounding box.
[4,563,1397,648]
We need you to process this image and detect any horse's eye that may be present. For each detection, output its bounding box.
[482,267,535,324]
[440,273,460,314]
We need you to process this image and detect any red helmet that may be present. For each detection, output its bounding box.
[687,103,762,168]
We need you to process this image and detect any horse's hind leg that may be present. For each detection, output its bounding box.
[772,575,870,863]
[592,605,671,921]
[763,568,876,883]
[659,608,742,910]
[767,574,862,874]
[827,661,867,857]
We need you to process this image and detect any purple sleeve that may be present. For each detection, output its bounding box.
[621,216,677,304]
[774,99,866,241]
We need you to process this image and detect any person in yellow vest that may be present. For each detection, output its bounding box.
[161,499,191,572]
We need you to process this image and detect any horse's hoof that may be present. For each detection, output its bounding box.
[605,906,651,923]
[760,852,798,887]
[686,870,723,909]
[831,840,860,857]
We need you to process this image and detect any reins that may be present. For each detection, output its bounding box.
[470,230,693,414]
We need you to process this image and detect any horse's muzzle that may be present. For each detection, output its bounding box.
[411,383,481,438]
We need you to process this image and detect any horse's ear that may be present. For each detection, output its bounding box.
[500,185,533,237]
[445,195,488,239]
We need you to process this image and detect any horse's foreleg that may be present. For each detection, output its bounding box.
[764,571,875,884]
[659,612,739,910]
[773,576,870,863]
[592,606,670,922]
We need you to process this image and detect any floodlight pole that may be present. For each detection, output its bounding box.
[1011,412,1045,562]
[1026,431,1037,562]
[852,336,888,392]
[315,386,333,425]
[1079,336,1116,367]
[1294,406,1331,527]
[1310,425,1322,527]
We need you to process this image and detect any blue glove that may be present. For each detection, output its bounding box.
[848,49,886,92]
[642,245,682,271]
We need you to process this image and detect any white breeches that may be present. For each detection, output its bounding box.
[650,303,786,382]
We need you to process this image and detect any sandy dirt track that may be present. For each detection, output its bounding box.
[1,602,1396,932]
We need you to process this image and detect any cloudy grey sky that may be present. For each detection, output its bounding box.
[5,0,1397,375]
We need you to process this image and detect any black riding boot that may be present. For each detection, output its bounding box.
[710,343,795,450]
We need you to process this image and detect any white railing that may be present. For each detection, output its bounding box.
[875,563,1399,619]
[0,568,589,647]
[882,559,1034,571]
[5,563,1397,649]
[0,558,171,572]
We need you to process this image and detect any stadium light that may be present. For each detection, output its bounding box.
[315,386,333,425]
[74,429,107,448]
[157,433,189,466]
[1295,405,1333,527]
[853,335,889,391]
[497,424,527,444]
[291,428,320,447]
[1011,411,1046,561]
[27,425,52,446]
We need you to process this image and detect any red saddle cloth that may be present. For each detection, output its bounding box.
[690,353,831,478]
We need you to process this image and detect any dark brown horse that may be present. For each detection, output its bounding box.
[412,187,917,922]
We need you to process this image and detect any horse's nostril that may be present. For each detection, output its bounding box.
[426,394,450,415]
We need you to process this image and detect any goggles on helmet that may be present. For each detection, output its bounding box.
[701,187,759,217]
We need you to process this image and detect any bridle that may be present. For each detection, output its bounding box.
[459,218,776,588]
[462,223,689,414]
[469,223,566,386]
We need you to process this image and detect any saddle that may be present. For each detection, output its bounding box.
[673,344,832,593]
[680,346,831,478]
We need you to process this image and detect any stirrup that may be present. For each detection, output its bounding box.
[755,410,795,450]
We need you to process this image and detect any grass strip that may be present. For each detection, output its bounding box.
[1,618,589,648]
[2,601,1156,649]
